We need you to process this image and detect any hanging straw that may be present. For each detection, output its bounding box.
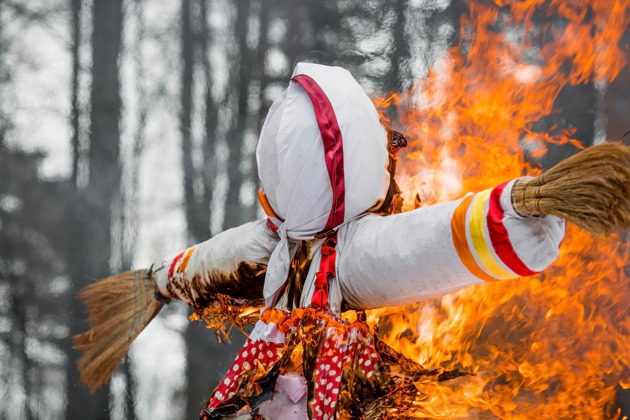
[511,142,630,235]
[73,267,167,392]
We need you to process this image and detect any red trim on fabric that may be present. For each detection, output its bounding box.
[312,272,330,309]
[266,218,279,232]
[312,329,351,416]
[487,181,538,277]
[311,233,338,308]
[168,251,185,278]
[205,339,283,412]
[291,74,345,232]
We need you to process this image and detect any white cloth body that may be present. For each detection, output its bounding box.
[164,179,565,312]
[256,62,390,308]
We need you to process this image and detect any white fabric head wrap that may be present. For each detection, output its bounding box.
[256,62,389,307]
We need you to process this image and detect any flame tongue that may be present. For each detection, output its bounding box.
[370,0,630,418]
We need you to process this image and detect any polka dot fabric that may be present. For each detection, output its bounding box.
[200,308,396,420]
[206,338,283,410]
[311,329,354,419]
[356,338,379,380]
[310,325,380,419]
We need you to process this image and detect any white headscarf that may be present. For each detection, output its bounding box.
[256,62,390,307]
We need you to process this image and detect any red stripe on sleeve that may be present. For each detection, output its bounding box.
[486,181,538,277]
[168,251,186,278]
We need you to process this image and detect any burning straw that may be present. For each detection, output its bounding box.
[511,142,630,235]
[73,268,166,392]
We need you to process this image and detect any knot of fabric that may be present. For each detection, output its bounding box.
[320,236,337,257]
[319,235,338,274]
[311,232,338,309]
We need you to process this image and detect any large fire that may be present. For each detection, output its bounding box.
[369,0,630,418]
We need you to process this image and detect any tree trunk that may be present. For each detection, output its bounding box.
[384,0,410,94]
[10,273,33,420]
[122,357,136,419]
[254,0,270,130]
[181,0,209,243]
[70,0,82,187]
[243,0,270,222]
[66,0,123,418]
[200,0,215,236]
[284,1,305,71]
[223,0,252,229]
[184,2,246,417]
[118,4,147,417]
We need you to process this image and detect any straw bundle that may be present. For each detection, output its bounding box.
[511,142,630,235]
[73,268,166,392]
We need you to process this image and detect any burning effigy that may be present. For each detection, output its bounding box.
[73,58,630,420]
[70,2,630,419]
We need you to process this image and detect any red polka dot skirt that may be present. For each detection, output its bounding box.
[205,338,283,411]
[198,307,459,419]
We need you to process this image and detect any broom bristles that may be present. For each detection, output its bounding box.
[511,142,630,235]
[73,268,165,392]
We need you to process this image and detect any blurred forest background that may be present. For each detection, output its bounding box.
[1,0,629,419]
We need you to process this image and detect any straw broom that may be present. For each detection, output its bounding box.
[511,142,630,235]
[73,267,167,392]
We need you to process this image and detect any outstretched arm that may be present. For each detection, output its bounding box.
[338,142,630,310]
[155,219,279,310]
[74,219,278,392]
[337,178,565,309]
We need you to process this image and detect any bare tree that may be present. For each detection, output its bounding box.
[180,0,208,243]
[223,0,252,229]
[70,0,82,187]
[384,0,411,94]
[66,0,124,418]
[10,273,33,420]
[241,0,270,222]
[200,0,215,234]
[181,2,248,417]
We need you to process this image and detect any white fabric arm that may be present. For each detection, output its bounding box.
[337,179,565,310]
[157,220,279,307]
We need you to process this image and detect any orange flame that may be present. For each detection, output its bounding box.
[370,1,630,418]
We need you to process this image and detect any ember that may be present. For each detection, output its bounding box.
[369,0,630,418]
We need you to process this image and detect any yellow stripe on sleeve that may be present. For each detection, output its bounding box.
[451,195,501,282]
[469,188,516,280]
